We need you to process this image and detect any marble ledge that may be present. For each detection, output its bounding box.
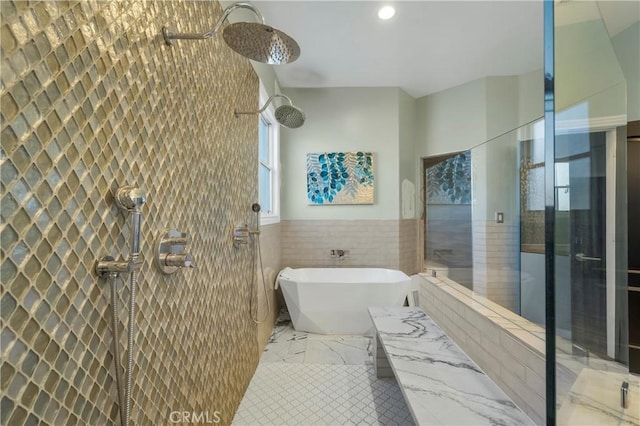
[369,307,534,426]
[418,273,638,423]
[419,273,546,354]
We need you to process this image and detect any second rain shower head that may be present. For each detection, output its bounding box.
[162,2,300,64]
[235,94,306,129]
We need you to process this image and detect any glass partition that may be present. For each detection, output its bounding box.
[424,119,543,317]
[421,3,634,421]
[470,127,522,313]
[552,1,631,424]
[425,152,473,289]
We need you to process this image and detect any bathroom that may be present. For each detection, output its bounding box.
[1,1,638,425]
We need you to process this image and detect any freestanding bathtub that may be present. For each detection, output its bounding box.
[276,267,411,335]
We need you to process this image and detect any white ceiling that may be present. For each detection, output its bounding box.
[250,0,638,99]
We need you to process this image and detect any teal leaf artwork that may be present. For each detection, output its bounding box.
[307,152,374,205]
[426,151,471,204]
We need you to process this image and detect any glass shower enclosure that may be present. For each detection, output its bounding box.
[548,1,634,423]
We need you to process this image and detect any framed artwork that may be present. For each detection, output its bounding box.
[306,152,374,205]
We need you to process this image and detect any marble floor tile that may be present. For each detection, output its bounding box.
[304,337,372,365]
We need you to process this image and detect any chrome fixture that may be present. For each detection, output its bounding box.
[96,257,142,275]
[330,249,349,259]
[233,223,251,247]
[95,185,146,426]
[575,252,602,262]
[233,203,271,323]
[162,2,300,64]
[155,229,196,274]
[235,94,305,129]
[233,203,262,247]
[621,381,629,409]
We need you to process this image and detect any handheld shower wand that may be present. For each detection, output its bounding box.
[96,185,146,426]
[115,186,145,426]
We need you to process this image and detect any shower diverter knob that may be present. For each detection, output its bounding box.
[161,253,196,268]
[155,229,195,275]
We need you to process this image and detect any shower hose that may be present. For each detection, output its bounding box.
[109,274,125,426]
[251,232,271,324]
[108,264,138,426]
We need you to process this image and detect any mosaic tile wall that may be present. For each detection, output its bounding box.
[1,1,268,424]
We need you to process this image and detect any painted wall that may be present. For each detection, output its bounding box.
[486,76,519,141]
[0,1,276,424]
[555,16,626,116]
[518,70,544,126]
[399,90,418,219]
[415,78,488,159]
[278,87,420,274]
[415,74,543,160]
[612,22,640,122]
[280,87,400,220]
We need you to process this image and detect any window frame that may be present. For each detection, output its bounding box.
[257,83,280,225]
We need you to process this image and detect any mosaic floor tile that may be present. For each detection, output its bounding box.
[237,311,413,425]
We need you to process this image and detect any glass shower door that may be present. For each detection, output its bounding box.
[552,1,635,423]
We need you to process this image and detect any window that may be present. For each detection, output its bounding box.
[257,83,280,224]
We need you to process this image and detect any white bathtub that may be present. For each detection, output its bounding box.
[276,267,411,335]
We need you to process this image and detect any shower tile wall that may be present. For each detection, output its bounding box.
[399,219,422,275]
[472,221,520,312]
[0,1,270,424]
[256,223,281,351]
[281,220,421,275]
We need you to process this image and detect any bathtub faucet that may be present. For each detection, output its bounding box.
[330,249,349,259]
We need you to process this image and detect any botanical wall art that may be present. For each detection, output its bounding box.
[426,151,472,204]
[307,152,374,205]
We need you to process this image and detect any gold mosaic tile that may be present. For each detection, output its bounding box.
[1,1,264,424]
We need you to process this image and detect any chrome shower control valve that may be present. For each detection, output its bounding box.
[155,229,196,274]
[233,223,250,247]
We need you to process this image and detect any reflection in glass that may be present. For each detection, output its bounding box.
[553,0,631,424]
[424,152,473,289]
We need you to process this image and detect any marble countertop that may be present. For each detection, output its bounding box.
[369,306,534,426]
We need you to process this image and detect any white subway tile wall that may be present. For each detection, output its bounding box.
[472,221,520,311]
[281,219,421,275]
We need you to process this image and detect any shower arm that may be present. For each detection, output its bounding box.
[235,94,293,116]
[163,3,265,43]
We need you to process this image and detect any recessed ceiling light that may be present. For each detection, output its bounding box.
[378,6,395,20]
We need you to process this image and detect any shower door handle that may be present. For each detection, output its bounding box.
[576,253,601,262]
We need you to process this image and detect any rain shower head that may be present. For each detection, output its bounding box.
[274,104,305,129]
[235,94,306,129]
[162,2,300,64]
